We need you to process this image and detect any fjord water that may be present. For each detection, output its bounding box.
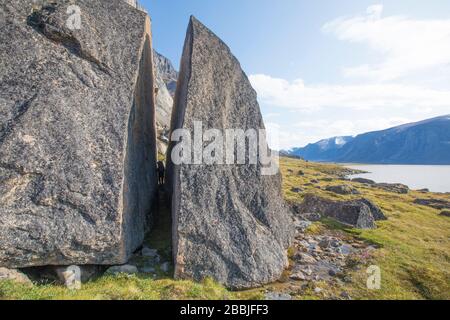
[346,165,450,193]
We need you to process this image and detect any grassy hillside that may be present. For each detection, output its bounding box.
[1,157,449,300]
[281,157,450,300]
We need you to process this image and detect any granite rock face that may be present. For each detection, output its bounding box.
[0,0,157,268]
[166,17,295,289]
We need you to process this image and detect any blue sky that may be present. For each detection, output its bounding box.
[141,0,450,149]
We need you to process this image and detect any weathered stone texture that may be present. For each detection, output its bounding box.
[0,0,157,268]
[167,17,294,289]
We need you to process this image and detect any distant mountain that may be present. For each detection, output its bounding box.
[287,115,450,164]
[153,50,178,153]
[153,50,178,97]
[289,136,354,161]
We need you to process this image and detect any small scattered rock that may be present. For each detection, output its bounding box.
[301,212,321,222]
[141,247,159,258]
[337,245,352,255]
[414,198,450,210]
[340,291,352,300]
[0,267,32,285]
[325,185,360,195]
[295,253,317,264]
[290,271,307,281]
[160,262,170,273]
[375,183,409,194]
[291,187,303,193]
[314,287,322,294]
[440,210,450,217]
[352,178,375,185]
[343,275,352,283]
[293,219,312,231]
[298,171,305,176]
[330,240,341,247]
[106,264,138,275]
[265,292,292,300]
[56,266,81,290]
[300,266,313,276]
[319,239,331,249]
[311,179,319,184]
[140,266,156,274]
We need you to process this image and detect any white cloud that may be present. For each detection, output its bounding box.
[294,117,410,136]
[322,4,450,81]
[250,74,450,110]
[254,5,450,149]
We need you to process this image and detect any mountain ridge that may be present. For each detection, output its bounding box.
[286,115,450,164]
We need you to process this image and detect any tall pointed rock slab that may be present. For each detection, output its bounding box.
[167,17,295,289]
[0,0,157,267]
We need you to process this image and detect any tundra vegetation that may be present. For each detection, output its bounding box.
[1,157,448,300]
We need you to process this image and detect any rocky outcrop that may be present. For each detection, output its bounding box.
[414,198,450,210]
[0,0,157,268]
[325,185,360,195]
[154,51,178,98]
[293,195,387,229]
[352,178,376,185]
[166,17,294,289]
[153,51,177,154]
[440,210,450,217]
[375,183,409,194]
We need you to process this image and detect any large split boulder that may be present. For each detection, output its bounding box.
[0,0,157,268]
[166,17,295,289]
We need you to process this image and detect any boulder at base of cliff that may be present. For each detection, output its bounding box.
[0,0,157,268]
[166,16,295,289]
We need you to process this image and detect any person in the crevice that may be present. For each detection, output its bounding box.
[157,161,165,185]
